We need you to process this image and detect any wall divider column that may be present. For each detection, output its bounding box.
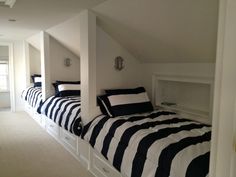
[40,31,51,101]
[79,10,99,125]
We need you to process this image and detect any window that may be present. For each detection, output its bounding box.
[0,61,9,92]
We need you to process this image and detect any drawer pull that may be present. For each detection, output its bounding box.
[65,136,70,140]
[102,167,109,173]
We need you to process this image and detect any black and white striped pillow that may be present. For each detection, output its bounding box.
[54,81,81,97]
[98,87,153,117]
[31,74,42,87]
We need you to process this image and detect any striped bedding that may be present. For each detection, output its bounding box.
[39,96,82,136]
[22,87,42,110]
[82,110,211,177]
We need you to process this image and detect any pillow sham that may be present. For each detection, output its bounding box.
[31,74,42,87]
[53,81,80,93]
[99,87,154,117]
[54,80,81,97]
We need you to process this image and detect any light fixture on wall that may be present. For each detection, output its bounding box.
[0,0,16,8]
[64,58,71,67]
[114,56,124,71]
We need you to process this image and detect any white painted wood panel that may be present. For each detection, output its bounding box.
[79,10,99,124]
[210,0,236,176]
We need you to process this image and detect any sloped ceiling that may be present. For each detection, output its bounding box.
[26,15,81,57]
[27,33,41,51]
[0,0,106,40]
[93,0,219,63]
[46,15,80,57]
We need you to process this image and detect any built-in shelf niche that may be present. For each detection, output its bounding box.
[152,74,214,124]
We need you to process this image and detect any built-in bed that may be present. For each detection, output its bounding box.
[22,80,89,167]
[22,86,44,126]
[81,87,211,177]
[23,82,211,177]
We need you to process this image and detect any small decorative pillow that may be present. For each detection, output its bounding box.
[31,74,42,87]
[102,87,153,117]
[54,81,81,97]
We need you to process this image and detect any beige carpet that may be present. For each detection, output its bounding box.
[0,111,94,177]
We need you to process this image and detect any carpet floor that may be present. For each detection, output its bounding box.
[0,111,94,177]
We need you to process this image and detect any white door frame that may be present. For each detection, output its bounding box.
[0,42,15,112]
[210,0,236,176]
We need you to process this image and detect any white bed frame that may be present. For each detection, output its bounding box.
[24,101,89,167]
[24,101,124,177]
[24,100,46,128]
[24,75,214,177]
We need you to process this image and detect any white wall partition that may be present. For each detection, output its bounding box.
[79,10,98,124]
[40,31,51,101]
[210,0,236,176]
[24,41,31,87]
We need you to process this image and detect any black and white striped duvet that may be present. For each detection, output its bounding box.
[82,110,211,177]
[22,87,42,110]
[39,96,82,136]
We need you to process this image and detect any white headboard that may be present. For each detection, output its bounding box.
[152,74,214,124]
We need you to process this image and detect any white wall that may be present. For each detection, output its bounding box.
[0,46,9,57]
[49,36,80,94]
[29,44,41,78]
[96,26,216,104]
[96,26,142,94]
[13,41,27,111]
[141,63,215,97]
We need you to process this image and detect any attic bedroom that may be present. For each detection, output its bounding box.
[0,0,236,177]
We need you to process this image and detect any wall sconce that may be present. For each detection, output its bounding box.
[64,58,71,67]
[114,56,124,71]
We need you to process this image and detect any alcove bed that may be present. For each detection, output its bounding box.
[76,9,215,177]
[22,37,43,126]
[22,29,90,167]
[21,8,216,177]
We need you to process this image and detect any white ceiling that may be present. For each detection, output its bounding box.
[93,0,219,63]
[47,15,80,57]
[0,0,106,40]
[1,0,219,63]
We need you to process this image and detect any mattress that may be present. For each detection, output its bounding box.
[82,110,211,177]
[38,96,82,136]
[22,87,42,110]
